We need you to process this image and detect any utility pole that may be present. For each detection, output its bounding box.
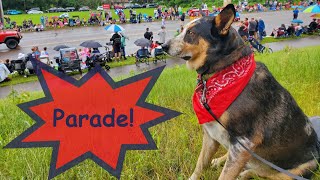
[0,0,4,26]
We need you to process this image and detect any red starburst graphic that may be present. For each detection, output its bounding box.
[5,61,180,179]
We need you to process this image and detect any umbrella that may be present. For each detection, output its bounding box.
[104,24,125,32]
[54,45,70,51]
[134,38,151,47]
[80,40,102,48]
[303,5,320,13]
[291,19,304,23]
[310,14,320,18]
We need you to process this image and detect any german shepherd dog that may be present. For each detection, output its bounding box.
[162,4,320,180]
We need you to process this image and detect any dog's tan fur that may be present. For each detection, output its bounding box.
[183,39,209,70]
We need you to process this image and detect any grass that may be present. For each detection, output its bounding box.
[0,45,320,179]
[6,8,189,26]
[261,34,318,44]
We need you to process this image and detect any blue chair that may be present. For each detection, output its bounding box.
[135,49,150,66]
[153,47,166,64]
[295,29,303,36]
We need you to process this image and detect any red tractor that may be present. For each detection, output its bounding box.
[0,30,23,49]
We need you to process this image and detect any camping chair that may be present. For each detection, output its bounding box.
[153,47,166,64]
[135,48,150,67]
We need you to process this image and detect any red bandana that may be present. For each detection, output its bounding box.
[193,53,256,124]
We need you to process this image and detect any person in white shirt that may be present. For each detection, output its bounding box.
[0,60,11,82]
[157,26,166,45]
[40,47,50,65]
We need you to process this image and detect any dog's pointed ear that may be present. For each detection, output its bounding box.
[212,4,235,36]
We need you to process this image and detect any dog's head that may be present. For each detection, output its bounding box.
[163,4,249,74]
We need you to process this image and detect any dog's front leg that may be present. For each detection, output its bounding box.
[189,127,220,180]
[218,138,254,180]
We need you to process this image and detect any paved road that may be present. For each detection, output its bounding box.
[0,10,316,60]
[0,36,319,99]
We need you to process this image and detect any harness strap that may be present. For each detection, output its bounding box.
[202,102,308,180]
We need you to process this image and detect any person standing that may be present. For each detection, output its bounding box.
[120,32,128,60]
[161,14,166,27]
[244,17,249,32]
[144,28,153,40]
[157,26,166,45]
[174,28,180,37]
[238,21,248,41]
[180,13,185,25]
[293,7,299,19]
[40,16,45,28]
[258,17,265,40]
[178,6,182,16]
[40,47,50,65]
[248,17,257,37]
[254,19,259,39]
[110,32,122,62]
[33,46,41,61]
[0,60,11,82]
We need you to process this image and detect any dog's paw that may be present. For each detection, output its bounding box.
[211,154,227,168]
[189,173,199,180]
[237,169,254,180]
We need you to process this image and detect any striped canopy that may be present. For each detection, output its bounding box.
[104,24,125,33]
[303,5,320,13]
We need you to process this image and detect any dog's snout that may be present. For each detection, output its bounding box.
[161,42,170,53]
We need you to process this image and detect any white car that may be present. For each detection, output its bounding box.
[59,13,69,18]
[97,6,103,11]
[27,10,43,14]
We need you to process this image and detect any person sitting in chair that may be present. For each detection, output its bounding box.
[308,18,318,32]
[248,36,264,52]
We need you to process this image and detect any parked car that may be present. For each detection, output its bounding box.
[65,7,76,12]
[131,4,142,9]
[56,7,67,12]
[27,10,44,14]
[29,7,40,11]
[79,6,90,11]
[147,4,158,8]
[142,4,147,8]
[59,13,69,18]
[5,10,22,15]
[47,7,57,12]
[0,30,23,49]
[114,5,125,9]
[97,6,103,11]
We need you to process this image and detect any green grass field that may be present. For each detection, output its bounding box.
[261,34,318,44]
[0,46,320,179]
[7,8,188,26]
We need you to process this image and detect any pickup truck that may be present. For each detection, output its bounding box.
[0,30,23,49]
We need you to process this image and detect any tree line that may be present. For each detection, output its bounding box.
[3,0,219,11]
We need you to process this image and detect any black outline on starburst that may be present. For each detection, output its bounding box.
[4,59,181,179]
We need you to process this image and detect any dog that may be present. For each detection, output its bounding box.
[162,4,320,180]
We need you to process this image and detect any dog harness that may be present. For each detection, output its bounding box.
[193,53,256,124]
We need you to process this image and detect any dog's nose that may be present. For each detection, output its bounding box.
[161,42,170,53]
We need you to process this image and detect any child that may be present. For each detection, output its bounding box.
[161,14,165,27]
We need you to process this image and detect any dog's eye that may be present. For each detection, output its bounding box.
[187,30,195,35]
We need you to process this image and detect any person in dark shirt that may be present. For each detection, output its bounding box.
[238,21,248,41]
[293,7,299,19]
[309,18,318,32]
[110,32,122,62]
[4,59,13,73]
[144,28,153,40]
[180,13,185,25]
[286,24,295,36]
